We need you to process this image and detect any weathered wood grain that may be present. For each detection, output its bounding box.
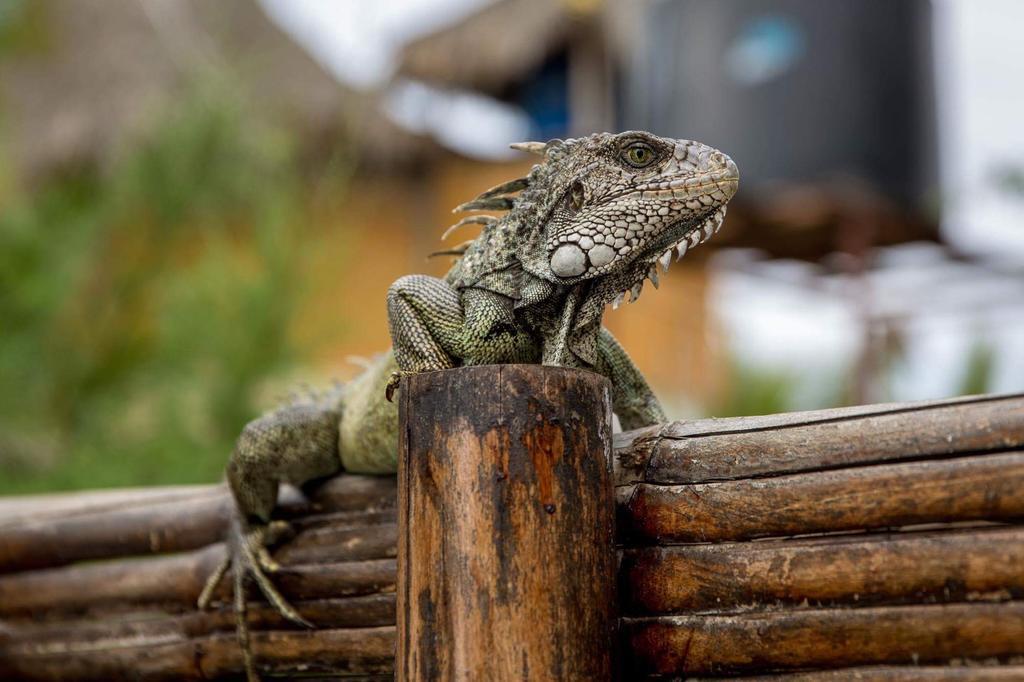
[398,365,616,682]
[621,525,1024,614]
[620,451,1024,543]
[703,666,1024,680]
[0,541,396,618]
[614,393,1024,485]
[623,601,1024,676]
[0,626,396,681]
[0,474,397,573]
[273,519,397,565]
[0,499,399,679]
[0,485,213,525]
[1,594,396,646]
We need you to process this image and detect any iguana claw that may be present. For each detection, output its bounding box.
[198,514,306,682]
[385,370,414,402]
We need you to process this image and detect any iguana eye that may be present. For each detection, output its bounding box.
[623,142,657,168]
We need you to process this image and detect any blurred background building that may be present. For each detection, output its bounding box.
[1,0,1022,493]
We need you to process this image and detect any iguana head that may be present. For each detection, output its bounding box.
[515,131,738,304]
[445,131,738,309]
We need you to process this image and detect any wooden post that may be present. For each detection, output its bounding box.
[397,365,616,681]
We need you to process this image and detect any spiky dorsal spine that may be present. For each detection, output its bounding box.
[428,239,476,258]
[441,215,497,241]
[452,177,529,214]
[510,141,547,155]
[440,137,570,277]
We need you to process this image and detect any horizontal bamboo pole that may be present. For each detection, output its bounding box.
[3,595,395,648]
[623,601,1024,677]
[0,555,397,620]
[620,525,1024,614]
[619,451,1024,543]
[0,474,397,573]
[0,625,396,682]
[614,393,1024,485]
[0,485,213,525]
[704,666,1024,680]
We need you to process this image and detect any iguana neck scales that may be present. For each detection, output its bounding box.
[198,131,738,681]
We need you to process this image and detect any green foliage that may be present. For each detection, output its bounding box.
[0,0,50,56]
[991,163,1024,199]
[0,79,340,493]
[958,340,994,396]
[712,359,800,418]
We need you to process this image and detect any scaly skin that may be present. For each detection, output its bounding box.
[199,131,738,681]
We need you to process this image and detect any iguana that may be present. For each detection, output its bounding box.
[197,130,738,680]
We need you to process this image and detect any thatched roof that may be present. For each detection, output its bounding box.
[0,0,432,181]
[396,0,604,94]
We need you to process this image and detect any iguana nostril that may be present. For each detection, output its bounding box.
[550,244,587,277]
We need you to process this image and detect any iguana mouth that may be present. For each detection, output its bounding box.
[608,205,727,310]
[599,166,740,206]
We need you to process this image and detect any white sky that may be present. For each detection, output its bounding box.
[259,0,492,88]
[259,0,530,158]
[934,0,1024,258]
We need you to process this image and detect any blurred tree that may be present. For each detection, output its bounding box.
[0,0,49,57]
[0,77,340,493]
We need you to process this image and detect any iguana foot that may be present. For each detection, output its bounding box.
[384,370,415,402]
[198,514,308,682]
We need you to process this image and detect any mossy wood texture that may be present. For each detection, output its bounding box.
[397,364,616,681]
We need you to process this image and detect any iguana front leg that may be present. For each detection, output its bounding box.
[596,327,667,430]
[386,274,536,383]
[198,400,342,682]
[386,274,464,376]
